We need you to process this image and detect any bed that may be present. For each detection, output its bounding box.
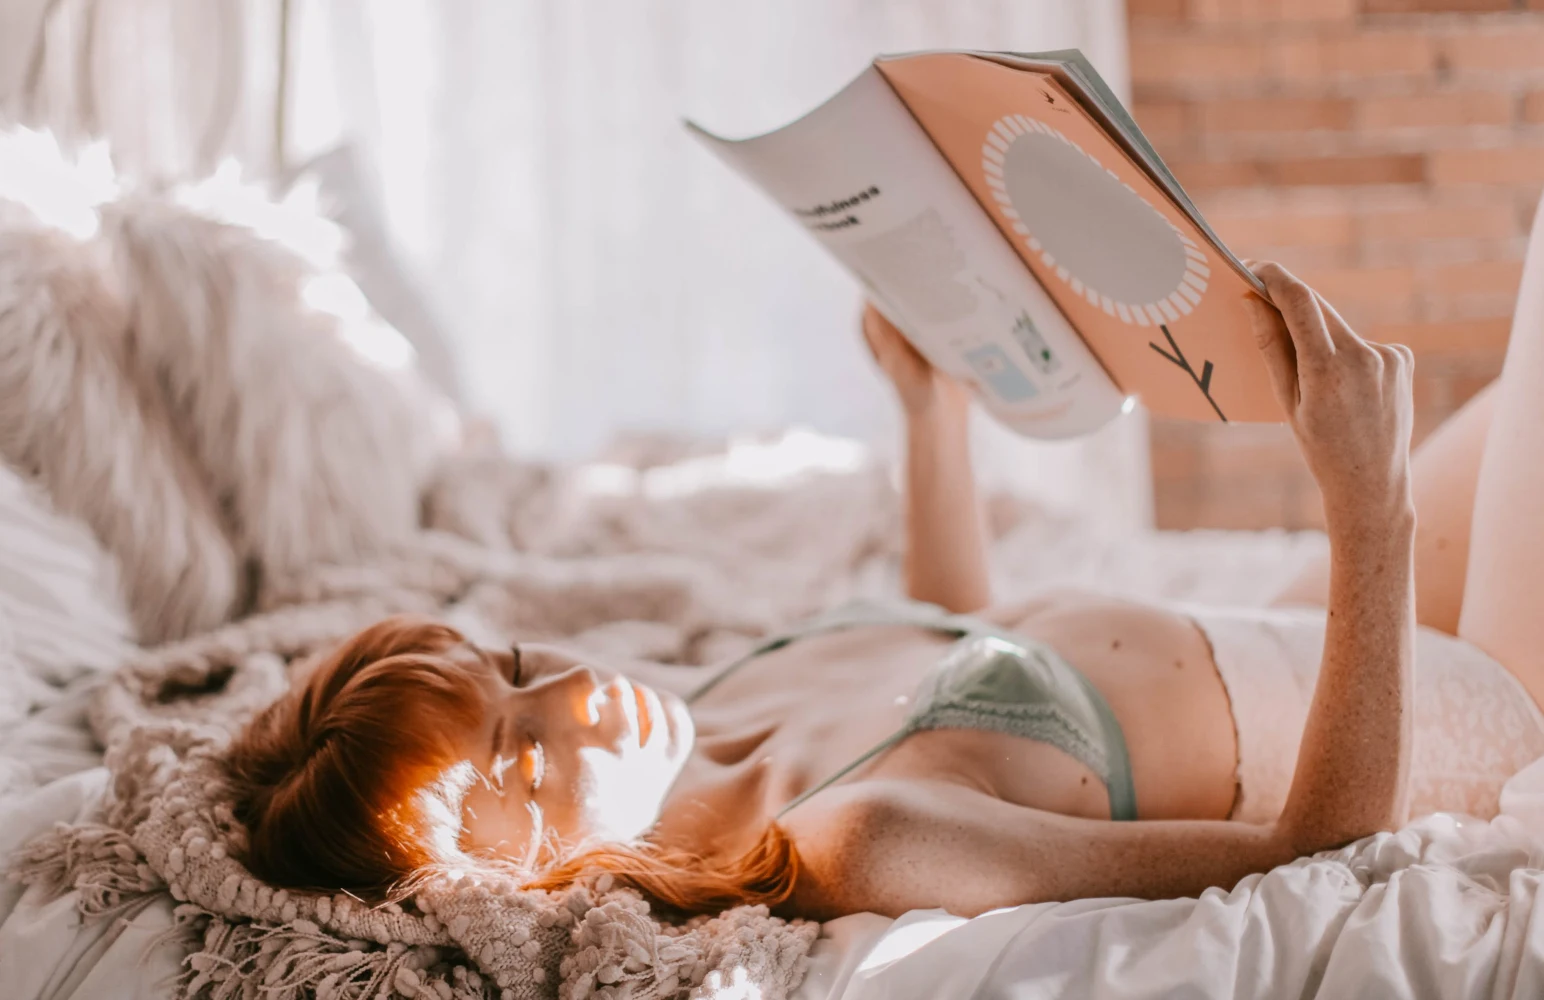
[7,443,1544,1000]
[7,124,1544,998]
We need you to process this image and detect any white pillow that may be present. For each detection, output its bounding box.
[0,460,134,690]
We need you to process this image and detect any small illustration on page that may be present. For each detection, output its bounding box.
[1010,310,1061,376]
[964,344,1039,403]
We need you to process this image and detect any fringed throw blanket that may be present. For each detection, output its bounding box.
[0,139,955,999]
[11,533,832,1000]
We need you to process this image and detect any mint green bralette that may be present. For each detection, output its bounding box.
[687,600,1138,821]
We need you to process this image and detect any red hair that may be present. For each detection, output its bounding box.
[226,615,799,913]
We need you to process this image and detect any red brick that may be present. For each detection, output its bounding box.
[1357,91,1514,130]
[1271,32,1436,81]
[1364,317,1512,355]
[1430,147,1544,185]
[1173,153,1428,190]
[1154,477,1295,530]
[1133,99,1195,148]
[1192,0,1356,21]
[1448,365,1506,405]
[1274,153,1426,186]
[1286,479,1327,531]
[1169,158,1274,190]
[1130,0,1540,528]
[1524,91,1544,124]
[1298,264,1420,313]
[1130,35,1272,87]
[1441,27,1544,74]
[1148,434,1205,482]
[1209,207,1356,247]
[1358,202,1517,241]
[1411,368,1451,415]
[1128,0,1189,19]
[1200,423,1305,477]
[1426,259,1526,298]
[1364,0,1514,11]
[1197,96,1354,132]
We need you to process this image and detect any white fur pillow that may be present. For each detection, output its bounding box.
[103,193,461,590]
[0,460,134,683]
[0,132,463,641]
[0,218,241,643]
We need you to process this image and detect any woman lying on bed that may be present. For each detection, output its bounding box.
[230,226,1544,921]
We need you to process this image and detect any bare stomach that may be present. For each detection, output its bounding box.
[974,590,1241,820]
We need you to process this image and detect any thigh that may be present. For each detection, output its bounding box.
[1273,382,1495,636]
[1458,196,1544,708]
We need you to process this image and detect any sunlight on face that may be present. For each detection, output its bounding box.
[451,645,694,865]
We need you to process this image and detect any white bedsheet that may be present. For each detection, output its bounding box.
[801,800,1544,1000]
[0,680,182,1000]
[10,542,1544,999]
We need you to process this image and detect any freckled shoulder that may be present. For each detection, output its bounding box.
[776,782,904,921]
[776,778,1035,921]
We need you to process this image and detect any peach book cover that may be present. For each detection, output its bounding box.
[690,49,1282,437]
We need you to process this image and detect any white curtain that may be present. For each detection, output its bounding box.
[6,0,1147,533]
[0,0,283,178]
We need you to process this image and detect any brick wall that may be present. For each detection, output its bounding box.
[1130,0,1544,530]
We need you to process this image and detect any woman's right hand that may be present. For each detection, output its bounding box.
[1245,262,1416,530]
[861,304,971,419]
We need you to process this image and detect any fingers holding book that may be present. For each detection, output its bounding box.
[1244,261,1416,529]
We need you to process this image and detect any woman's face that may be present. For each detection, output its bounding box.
[450,643,694,862]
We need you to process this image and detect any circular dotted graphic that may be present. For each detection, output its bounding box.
[982,115,1210,328]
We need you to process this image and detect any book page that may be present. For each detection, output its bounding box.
[686,66,1125,440]
[876,53,1282,424]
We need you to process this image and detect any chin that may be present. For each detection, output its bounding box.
[656,688,696,763]
[580,689,694,843]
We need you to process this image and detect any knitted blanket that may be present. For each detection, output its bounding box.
[11,527,847,1000]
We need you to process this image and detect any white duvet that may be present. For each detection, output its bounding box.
[7,523,1544,1000]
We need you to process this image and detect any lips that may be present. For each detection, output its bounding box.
[634,683,656,747]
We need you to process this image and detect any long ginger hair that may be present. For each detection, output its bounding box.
[226,615,799,913]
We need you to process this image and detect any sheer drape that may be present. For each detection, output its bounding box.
[0,0,281,177]
[2,0,1150,532]
[290,0,1149,531]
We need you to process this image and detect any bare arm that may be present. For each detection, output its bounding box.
[862,306,991,613]
[801,271,1416,919]
[1255,263,1416,848]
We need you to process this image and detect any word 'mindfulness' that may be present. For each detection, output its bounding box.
[795,185,882,232]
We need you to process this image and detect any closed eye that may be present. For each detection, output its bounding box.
[487,718,514,789]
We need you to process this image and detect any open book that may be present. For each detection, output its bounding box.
[688,49,1280,439]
